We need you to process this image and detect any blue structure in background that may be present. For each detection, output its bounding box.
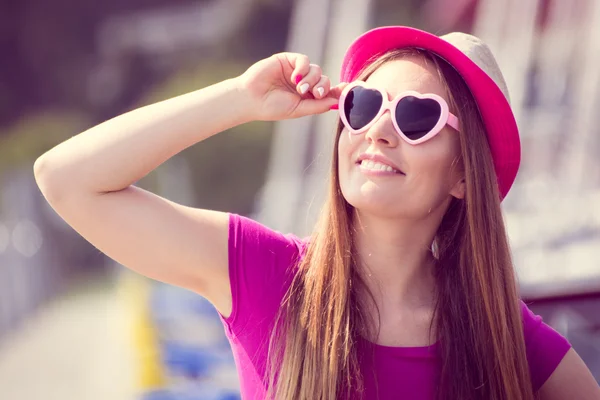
[142,282,240,400]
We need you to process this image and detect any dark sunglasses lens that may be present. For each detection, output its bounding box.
[395,97,441,140]
[344,87,383,130]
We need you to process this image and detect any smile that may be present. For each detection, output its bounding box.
[357,159,404,175]
[355,153,405,175]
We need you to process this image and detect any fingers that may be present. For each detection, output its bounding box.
[294,75,346,117]
[284,53,342,99]
[311,75,330,99]
[295,96,340,117]
[289,54,311,86]
[293,71,340,116]
[282,53,348,117]
[329,82,349,99]
[295,64,323,96]
[283,54,326,95]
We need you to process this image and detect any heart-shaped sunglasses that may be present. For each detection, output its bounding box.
[338,81,460,145]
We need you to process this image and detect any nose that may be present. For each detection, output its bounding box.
[364,110,399,147]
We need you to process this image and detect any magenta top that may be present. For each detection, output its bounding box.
[218,214,571,399]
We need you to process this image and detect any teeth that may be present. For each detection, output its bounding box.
[361,160,397,173]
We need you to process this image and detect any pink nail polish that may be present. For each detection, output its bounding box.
[330,104,339,110]
[295,75,303,84]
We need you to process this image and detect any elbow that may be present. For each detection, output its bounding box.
[33,154,50,183]
[34,153,69,205]
[34,154,55,199]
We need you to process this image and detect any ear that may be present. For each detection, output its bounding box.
[450,177,466,199]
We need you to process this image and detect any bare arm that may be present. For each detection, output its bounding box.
[538,348,600,399]
[34,54,339,316]
[35,79,252,197]
[34,79,251,315]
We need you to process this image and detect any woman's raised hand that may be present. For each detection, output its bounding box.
[237,52,346,121]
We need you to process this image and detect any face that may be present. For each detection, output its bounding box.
[338,56,465,220]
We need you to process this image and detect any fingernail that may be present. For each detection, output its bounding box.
[316,87,324,97]
[330,104,339,110]
[299,83,309,94]
[295,75,303,84]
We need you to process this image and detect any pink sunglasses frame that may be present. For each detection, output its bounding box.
[338,81,460,145]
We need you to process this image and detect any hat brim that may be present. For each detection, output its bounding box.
[340,26,520,200]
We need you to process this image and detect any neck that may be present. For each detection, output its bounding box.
[353,209,443,311]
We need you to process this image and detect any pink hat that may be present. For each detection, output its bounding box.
[340,26,520,201]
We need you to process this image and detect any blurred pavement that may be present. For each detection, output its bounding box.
[0,276,137,400]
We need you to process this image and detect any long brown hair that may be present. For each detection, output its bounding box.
[266,48,534,400]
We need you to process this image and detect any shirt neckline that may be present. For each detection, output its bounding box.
[358,335,440,358]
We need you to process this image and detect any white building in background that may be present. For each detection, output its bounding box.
[473,0,600,297]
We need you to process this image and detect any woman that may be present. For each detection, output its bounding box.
[34,26,599,399]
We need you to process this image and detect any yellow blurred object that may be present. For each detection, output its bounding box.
[119,270,166,390]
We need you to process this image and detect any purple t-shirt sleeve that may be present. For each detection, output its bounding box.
[221,213,303,332]
[521,300,571,392]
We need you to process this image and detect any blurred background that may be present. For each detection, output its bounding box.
[0,0,599,398]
